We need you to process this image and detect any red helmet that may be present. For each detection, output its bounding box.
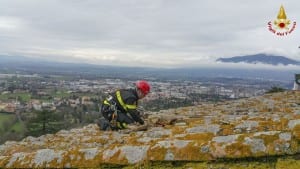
[136,80,150,95]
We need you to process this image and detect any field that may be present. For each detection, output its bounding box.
[0,113,23,133]
[0,92,31,102]
[0,113,14,124]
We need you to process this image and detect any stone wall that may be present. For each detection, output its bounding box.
[0,91,299,168]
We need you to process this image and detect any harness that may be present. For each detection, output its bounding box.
[103,95,118,128]
[102,90,137,129]
[116,90,137,111]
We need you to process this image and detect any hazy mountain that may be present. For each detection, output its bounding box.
[0,55,298,82]
[0,55,31,63]
[216,54,300,66]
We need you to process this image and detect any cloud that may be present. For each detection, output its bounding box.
[0,17,22,30]
[0,0,300,68]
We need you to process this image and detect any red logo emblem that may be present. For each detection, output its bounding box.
[268,5,296,36]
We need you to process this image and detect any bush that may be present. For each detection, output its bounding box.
[266,86,285,93]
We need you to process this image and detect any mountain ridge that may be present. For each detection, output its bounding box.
[216,53,300,66]
[0,55,298,82]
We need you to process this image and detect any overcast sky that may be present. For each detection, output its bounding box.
[0,0,300,68]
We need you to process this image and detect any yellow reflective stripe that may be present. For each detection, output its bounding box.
[103,100,110,105]
[117,122,122,128]
[126,104,137,109]
[117,122,127,129]
[116,90,137,111]
[116,91,127,111]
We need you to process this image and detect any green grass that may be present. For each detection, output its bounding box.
[53,90,72,98]
[0,113,25,134]
[0,113,14,125]
[0,92,31,102]
[78,93,97,97]
[10,122,24,132]
[0,113,15,133]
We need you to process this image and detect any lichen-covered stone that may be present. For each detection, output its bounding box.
[212,134,240,144]
[279,132,292,141]
[6,152,26,168]
[152,140,191,149]
[120,146,149,164]
[164,151,174,161]
[186,124,220,134]
[244,137,266,153]
[102,147,119,161]
[0,91,299,168]
[33,149,64,168]
[146,127,171,138]
[288,119,300,129]
[235,121,259,130]
[79,148,99,160]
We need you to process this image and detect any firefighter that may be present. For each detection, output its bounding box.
[97,80,150,130]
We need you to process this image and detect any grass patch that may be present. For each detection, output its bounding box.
[53,90,72,98]
[0,113,15,126]
[0,113,17,134]
[0,113,25,134]
[10,122,24,132]
[0,92,31,102]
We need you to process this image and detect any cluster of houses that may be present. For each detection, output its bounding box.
[1,76,290,114]
[0,95,95,114]
[0,102,17,113]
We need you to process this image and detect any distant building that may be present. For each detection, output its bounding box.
[2,91,10,94]
[33,104,42,111]
[81,96,93,105]
[0,102,16,113]
[4,103,16,113]
[0,103,6,111]
[69,99,80,107]
[30,100,42,110]
[0,103,16,113]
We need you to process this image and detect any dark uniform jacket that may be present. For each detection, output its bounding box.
[101,88,144,129]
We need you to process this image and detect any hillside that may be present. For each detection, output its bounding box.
[0,91,300,168]
[216,54,300,66]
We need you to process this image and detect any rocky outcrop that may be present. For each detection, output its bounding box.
[0,91,300,168]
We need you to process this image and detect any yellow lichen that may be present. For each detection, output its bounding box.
[220,125,235,135]
[186,119,205,127]
[147,147,167,161]
[279,118,289,130]
[171,126,187,135]
[276,158,300,169]
[258,121,278,131]
[211,161,275,169]
[225,142,252,158]
[107,149,129,165]
[259,134,278,144]
[0,157,9,168]
[292,124,300,139]
[175,143,213,161]
[130,161,208,169]
[183,133,214,144]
